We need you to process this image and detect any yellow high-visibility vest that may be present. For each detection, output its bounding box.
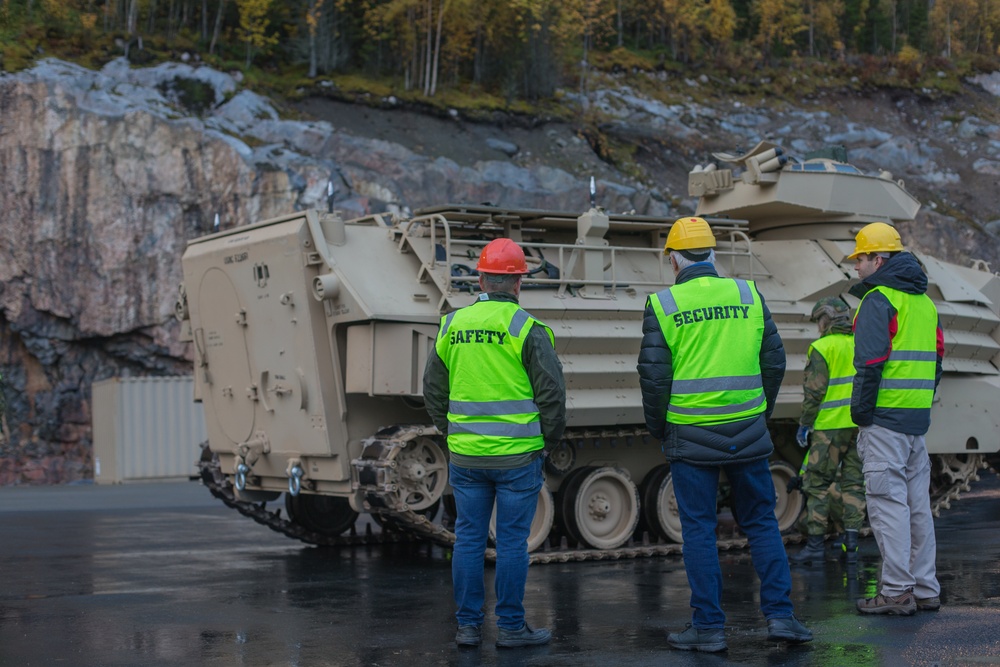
[435,297,554,456]
[855,286,938,410]
[809,333,857,430]
[648,276,767,425]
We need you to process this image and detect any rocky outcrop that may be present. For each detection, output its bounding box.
[0,61,265,483]
[0,59,669,484]
[579,83,1000,270]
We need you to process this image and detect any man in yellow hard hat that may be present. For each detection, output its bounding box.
[423,237,566,648]
[847,221,943,615]
[637,217,812,652]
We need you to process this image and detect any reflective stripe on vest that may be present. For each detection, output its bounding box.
[435,298,554,456]
[808,333,857,430]
[648,276,767,425]
[855,286,938,410]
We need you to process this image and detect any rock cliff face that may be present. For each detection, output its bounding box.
[0,62,256,482]
[0,58,998,484]
[0,59,670,484]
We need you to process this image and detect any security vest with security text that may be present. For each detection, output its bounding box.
[648,276,767,425]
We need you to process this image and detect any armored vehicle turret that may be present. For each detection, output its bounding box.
[177,141,1000,561]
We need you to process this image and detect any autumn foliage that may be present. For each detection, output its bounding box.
[0,0,998,99]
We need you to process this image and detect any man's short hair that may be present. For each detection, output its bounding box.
[481,272,521,293]
[670,248,716,271]
[678,249,711,262]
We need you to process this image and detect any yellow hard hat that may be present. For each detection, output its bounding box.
[665,217,716,253]
[848,222,903,259]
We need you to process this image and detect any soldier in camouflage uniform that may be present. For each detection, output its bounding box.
[791,297,866,564]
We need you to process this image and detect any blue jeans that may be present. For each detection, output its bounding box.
[449,457,543,630]
[671,459,794,628]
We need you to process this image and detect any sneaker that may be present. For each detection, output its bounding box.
[666,623,727,653]
[916,596,941,611]
[856,591,917,615]
[455,625,481,647]
[767,615,813,643]
[496,623,551,648]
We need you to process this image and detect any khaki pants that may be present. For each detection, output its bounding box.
[857,423,940,598]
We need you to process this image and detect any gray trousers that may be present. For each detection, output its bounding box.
[857,423,940,598]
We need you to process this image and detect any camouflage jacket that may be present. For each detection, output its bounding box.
[800,323,853,428]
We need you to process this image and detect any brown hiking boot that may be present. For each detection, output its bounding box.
[916,596,941,611]
[856,591,917,616]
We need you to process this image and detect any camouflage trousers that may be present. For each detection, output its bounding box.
[801,428,866,536]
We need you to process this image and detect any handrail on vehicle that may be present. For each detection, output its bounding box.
[396,212,761,303]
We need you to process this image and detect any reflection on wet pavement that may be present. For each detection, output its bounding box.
[1,474,998,665]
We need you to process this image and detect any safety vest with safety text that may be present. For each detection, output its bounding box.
[435,297,554,456]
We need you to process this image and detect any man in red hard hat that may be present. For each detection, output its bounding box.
[423,237,566,649]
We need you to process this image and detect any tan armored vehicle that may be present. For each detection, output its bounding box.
[177,141,1000,560]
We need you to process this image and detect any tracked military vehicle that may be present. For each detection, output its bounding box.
[177,141,1000,562]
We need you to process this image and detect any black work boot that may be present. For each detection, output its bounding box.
[767,615,813,643]
[455,625,482,647]
[667,624,727,652]
[840,529,859,564]
[496,623,551,648]
[792,535,826,564]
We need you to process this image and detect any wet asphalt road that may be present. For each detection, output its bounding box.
[1,475,999,667]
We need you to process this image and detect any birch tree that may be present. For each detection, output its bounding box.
[235,0,277,67]
[705,0,738,53]
[306,0,324,77]
[753,0,807,61]
[209,0,227,55]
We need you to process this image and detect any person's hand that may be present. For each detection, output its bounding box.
[786,476,803,493]
[796,425,811,448]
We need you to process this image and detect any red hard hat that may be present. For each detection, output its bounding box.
[476,238,528,274]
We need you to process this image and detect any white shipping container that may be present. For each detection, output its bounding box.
[92,376,206,484]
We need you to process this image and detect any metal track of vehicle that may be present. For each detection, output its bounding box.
[930,453,986,516]
[198,442,419,547]
[198,428,985,564]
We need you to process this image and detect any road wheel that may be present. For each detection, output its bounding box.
[395,436,448,511]
[559,467,639,549]
[770,460,804,533]
[646,466,684,543]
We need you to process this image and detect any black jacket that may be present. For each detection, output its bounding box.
[637,262,786,465]
[848,252,943,435]
[422,292,567,469]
